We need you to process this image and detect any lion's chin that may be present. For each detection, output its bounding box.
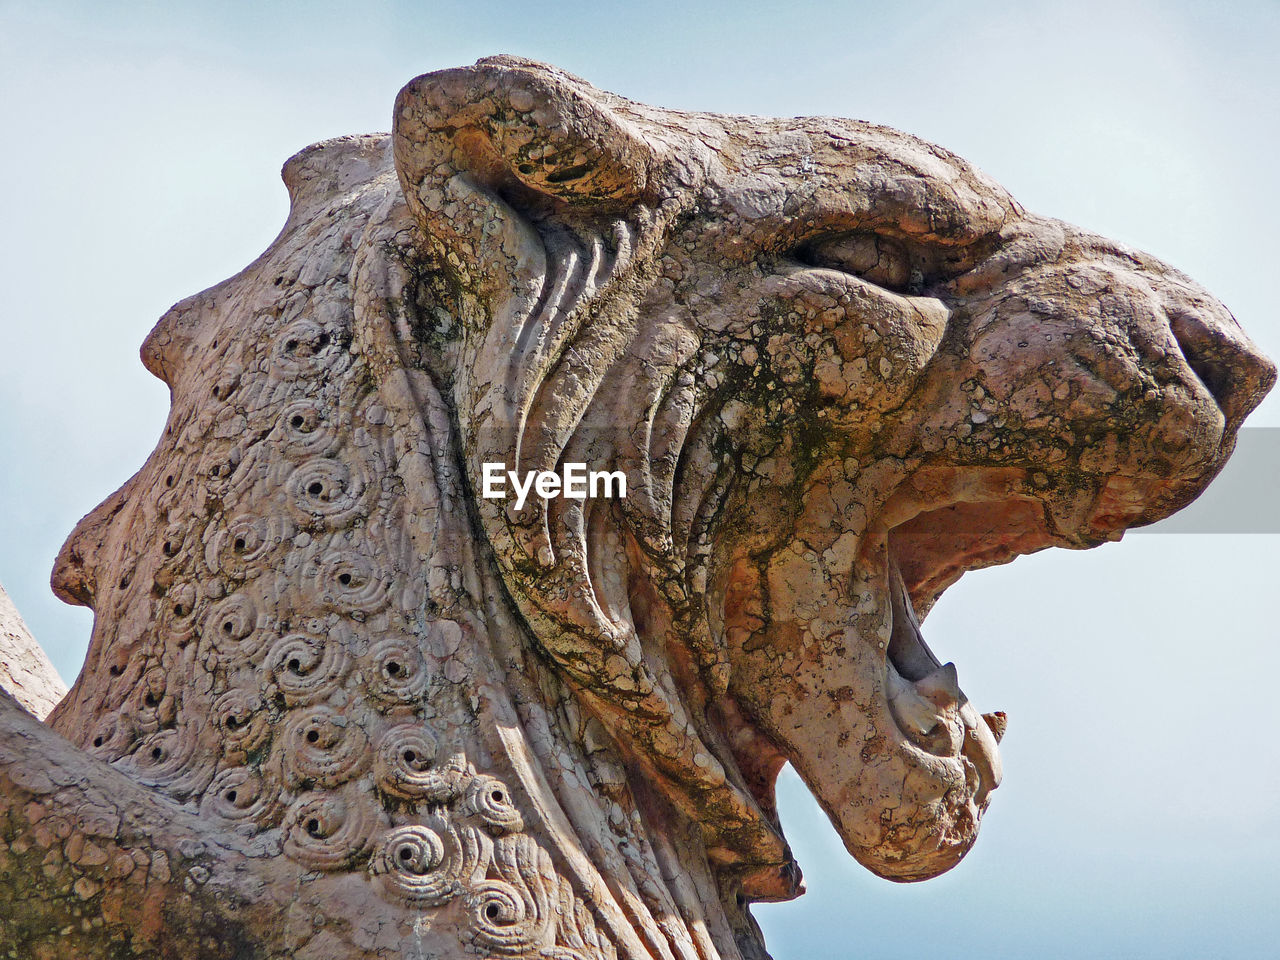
[838,549,1006,883]
[856,810,981,882]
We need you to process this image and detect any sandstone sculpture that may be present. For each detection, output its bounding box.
[0,57,1272,959]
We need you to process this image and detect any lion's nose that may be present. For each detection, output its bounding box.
[1167,305,1275,430]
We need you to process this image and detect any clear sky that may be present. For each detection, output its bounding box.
[2,1,1277,957]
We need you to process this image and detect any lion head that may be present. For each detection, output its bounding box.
[391,56,1272,882]
[46,57,1272,957]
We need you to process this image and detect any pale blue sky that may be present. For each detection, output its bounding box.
[2,2,1278,957]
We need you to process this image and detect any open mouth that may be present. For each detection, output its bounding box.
[869,448,1244,812]
[717,460,1203,887]
[872,471,1074,800]
[884,547,1004,801]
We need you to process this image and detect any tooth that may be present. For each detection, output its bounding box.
[914,662,961,709]
[982,711,1007,744]
[887,671,939,737]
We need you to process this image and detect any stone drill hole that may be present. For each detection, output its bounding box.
[93,736,103,747]
[398,847,412,862]
[164,474,175,488]
[290,415,304,429]
[150,747,163,760]
[308,481,323,496]
[222,621,234,634]
[234,537,247,551]
[337,572,352,586]
[317,332,330,348]
[288,657,302,673]
[226,716,242,731]
[286,339,299,352]
[226,789,237,803]
[109,664,123,676]
[174,603,187,617]
[306,818,322,837]
[403,750,416,763]
[492,790,504,803]
[163,541,175,555]
[486,903,500,921]
[305,729,320,744]
[144,692,159,707]
[385,661,401,677]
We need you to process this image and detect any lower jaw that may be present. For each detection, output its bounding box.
[854,799,981,882]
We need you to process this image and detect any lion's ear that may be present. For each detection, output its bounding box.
[393,57,652,220]
[389,59,689,703]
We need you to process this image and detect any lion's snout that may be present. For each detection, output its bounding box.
[923,219,1274,534]
[1056,224,1274,437]
[1165,300,1275,430]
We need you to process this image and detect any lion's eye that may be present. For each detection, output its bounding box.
[797,232,919,293]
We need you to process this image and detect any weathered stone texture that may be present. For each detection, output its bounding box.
[0,582,66,720]
[0,56,1272,958]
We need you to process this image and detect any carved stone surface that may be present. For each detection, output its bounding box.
[0,57,1272,959]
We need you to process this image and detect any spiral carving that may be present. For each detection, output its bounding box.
[365,636,429,704]
[127,667,176,734]
[468,880,541,953]
[196,441,262,501]
[207,514,290,579]
[127,724,213,799]
[369,824,457,906]
[212,687,272,762]
[155,581,204,645]
[157,521,191,566]
[464,856,556,952]
[264,632,350,706]
[282,790,381,872]
[461,775,525,835]
[464,834,556,955]
[201,766,281,827]
[203,593,268,661]
[305,549,388,613]
[277,398,342,459]
[279,705,370,788]
[372,819,492,905]
[286,457,367,528]
[372,724,466,802]
[85,712,136,760]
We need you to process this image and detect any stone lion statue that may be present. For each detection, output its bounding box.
[0,57,1271,959]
